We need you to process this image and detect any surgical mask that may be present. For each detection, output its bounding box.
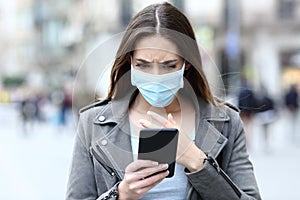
[131,63,185,107]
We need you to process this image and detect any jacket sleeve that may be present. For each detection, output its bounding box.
[65,114,119,200]
[185,118,261,200]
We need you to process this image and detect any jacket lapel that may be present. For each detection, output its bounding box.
[91,91,137,180]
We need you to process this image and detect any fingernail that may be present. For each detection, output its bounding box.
[161,164,168,169]
[152,161,159,166]
[165,170,169,176]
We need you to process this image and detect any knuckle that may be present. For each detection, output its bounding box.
[128,184,136,191]
[136,159,144,165]
[136,189,144,195]
[144,168,157,176]
[124,175,133,183]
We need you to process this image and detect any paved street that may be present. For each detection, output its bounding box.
[248,109,300,200]
[0,103,299,200]
[0,103,74,200]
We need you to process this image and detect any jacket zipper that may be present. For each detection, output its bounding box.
[205,156,242,198]
[90,147,121,181]
[219,168,241,198]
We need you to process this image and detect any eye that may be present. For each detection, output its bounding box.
[136,63,150,68]
[163,65,177,70]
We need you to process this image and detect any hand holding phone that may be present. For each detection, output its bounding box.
[138,128,179,178]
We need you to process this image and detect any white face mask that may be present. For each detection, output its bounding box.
[131,63,185,107]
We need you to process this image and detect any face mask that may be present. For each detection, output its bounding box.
[131,63,185,107]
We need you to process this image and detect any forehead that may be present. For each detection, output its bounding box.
[133,36,180,61]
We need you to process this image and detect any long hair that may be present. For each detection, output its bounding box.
[107,2,215,105]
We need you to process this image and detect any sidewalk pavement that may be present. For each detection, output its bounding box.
[248,109,300,200]
[0,103,75,200]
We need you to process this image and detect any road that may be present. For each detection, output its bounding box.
[249,109,300,200]
[0,103,299,199]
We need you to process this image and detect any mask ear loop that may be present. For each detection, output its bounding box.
[181,61,186,75]
[182,60,190,76]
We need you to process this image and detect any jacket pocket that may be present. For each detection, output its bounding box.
[90,147,118,177]
[90,146,120,196]
[90,147,117,177]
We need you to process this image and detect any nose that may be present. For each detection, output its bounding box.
[144,64,161,75]
[152,65,161,75]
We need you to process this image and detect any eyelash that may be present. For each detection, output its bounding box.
[136,63,150,68]
[164,65,176,69]
[135,64,177,69]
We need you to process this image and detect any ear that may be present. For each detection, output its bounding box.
[184,61,192,71]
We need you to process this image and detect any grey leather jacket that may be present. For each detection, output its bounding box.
[66,91,261,200]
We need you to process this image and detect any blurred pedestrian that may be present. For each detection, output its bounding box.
[238,77,258,148]
[20,94,38,135]
[66,2,261,200]
[50,88,68,127]
[60,89,72,126]
[284,84,299,142]
[256,88,277,152]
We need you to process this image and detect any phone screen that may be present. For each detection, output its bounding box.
[138,128,179,178]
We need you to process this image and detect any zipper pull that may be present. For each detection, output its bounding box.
[204,156,220,173]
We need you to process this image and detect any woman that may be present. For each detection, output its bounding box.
[66,2,261,200]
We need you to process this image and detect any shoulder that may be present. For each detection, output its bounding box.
[79,98,111,114]
[77,98,112,126]
[214,98,242,128]
[215,97,240,113]
[76,98,112,148]
[223,101,240,113]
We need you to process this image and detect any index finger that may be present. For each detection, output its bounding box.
[146,111,168,126]
[126,160,159,173]
[147,111,176,128]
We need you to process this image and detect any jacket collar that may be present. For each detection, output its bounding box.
[91,89,137,179]
[92,89,229,178]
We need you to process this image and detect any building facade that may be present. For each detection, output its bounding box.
[1,0,299,105]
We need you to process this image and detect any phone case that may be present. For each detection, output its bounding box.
[138,128,179,178]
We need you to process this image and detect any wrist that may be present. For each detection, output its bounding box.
[117,181,127,200]
[182,145,207,172]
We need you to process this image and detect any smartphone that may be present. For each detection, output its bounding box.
[138,128,179,178]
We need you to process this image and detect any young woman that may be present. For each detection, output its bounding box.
[66,2,261,200]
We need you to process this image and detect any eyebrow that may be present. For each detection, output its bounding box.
[135,58,178,65]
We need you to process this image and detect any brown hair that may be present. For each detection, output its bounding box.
[107,2,215,105]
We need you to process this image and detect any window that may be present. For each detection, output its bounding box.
[278,0,295,20]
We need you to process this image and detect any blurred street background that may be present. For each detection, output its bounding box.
[0,0,300,199]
